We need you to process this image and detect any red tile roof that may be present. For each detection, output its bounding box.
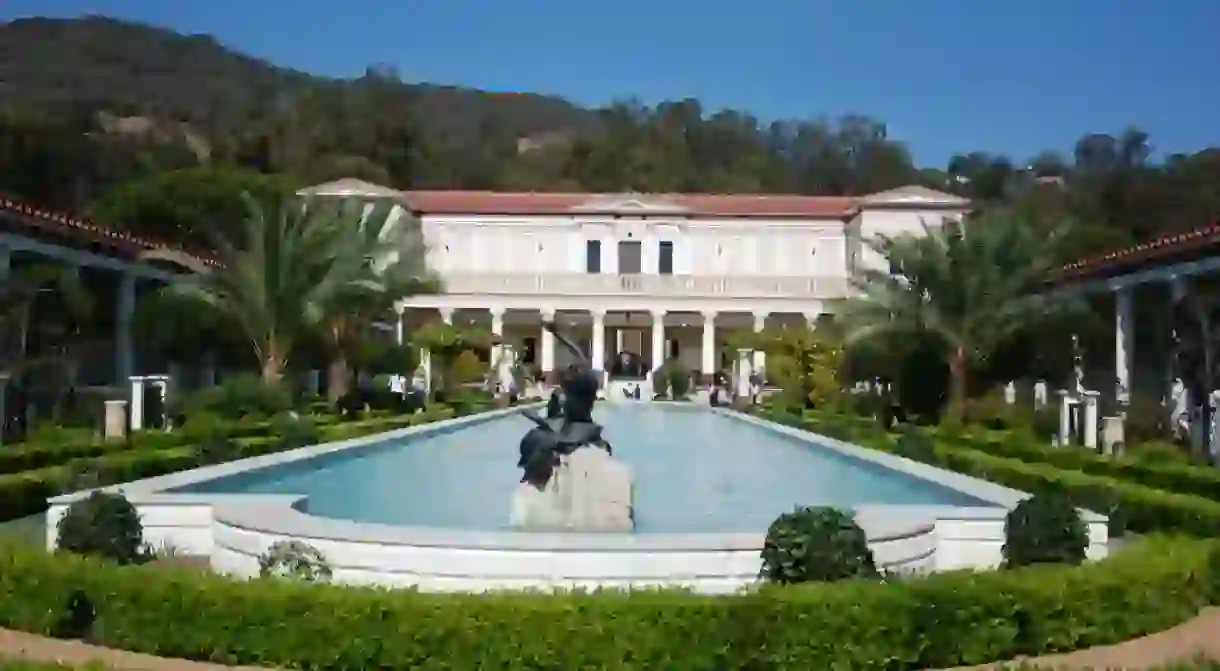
[401,190,858,218]
[1056,222,1220,280]
[0,196,220,267]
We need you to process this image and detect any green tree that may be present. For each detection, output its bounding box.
[141,196,394,382]
[88,167,296,249]
[320,203,438,401]
[841,213,1073,422]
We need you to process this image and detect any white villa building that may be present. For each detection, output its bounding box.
[300,179,971,386]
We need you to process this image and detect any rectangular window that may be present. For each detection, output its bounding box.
[658,240,674,275]
[585,240,601,274]
[618,240,642,274]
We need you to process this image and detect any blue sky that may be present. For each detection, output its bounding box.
[5,0,1219,166]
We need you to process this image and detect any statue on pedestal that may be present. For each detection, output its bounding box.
[518,321,611,488]
[513,320,633,532]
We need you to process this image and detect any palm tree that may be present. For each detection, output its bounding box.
[142,195,393,383]
[321,203,437,401]
[840,213,1073,422]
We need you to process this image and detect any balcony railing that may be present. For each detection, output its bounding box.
[439,272,854,299]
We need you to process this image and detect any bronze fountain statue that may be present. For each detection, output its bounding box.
[517,320,613,489]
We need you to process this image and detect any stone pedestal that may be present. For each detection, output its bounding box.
[510,448,634,533]
[736,348,753,399]
[1082,390,1100,450]
[1101,415,1125,455]
[1057,390,1078,446]
[104,400,128,442]
[497,344,516,394]
[1034,380,1048,408]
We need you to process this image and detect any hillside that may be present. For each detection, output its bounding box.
[0,15,597,151]
[1,14,1216,248]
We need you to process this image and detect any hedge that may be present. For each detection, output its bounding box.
[954,429,1220,500]
[799,409,1220,502]
[787,411,1220,538]
[0,535,1211,669]
[0,406,462,523]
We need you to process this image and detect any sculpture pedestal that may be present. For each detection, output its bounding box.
[510,448,634,533]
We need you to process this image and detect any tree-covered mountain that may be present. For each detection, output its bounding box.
[1,15,1218,255]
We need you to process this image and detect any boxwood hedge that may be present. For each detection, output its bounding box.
[0,536,1211,669]
[784,411,1220,538]
[0,406,461,523]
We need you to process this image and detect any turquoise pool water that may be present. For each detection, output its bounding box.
[175,406,989,532]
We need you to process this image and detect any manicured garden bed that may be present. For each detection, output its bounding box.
[766,408,1220,538]
[0,534,1212,669]
[0,404,482,524]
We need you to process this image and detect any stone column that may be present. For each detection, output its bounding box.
[104,400,128,441]
[1057,390,1075,446]
[650,310,666,374]
[1166,277,1187,412]
[1082,391,1100,450]
[1115,287,1134,404]
[115,273,136,384]
[490,308,505,388]
[129,376,146,431]
[395,308,405,346]
[752,311,768,379]
[591,310,606,379]
[736,348,753,399]
[540,309,556,384]
[701,310,717,385]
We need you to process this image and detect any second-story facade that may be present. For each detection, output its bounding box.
[301,179,970,384]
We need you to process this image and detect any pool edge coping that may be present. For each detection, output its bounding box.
[47,405,1101,553]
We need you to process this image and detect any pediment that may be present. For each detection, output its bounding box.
[570,193,688,214]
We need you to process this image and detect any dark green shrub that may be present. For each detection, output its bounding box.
[651,368,670,398]
[1003,492,1089,568]
[1030,405,1060,441]
[760,506,878,584]
[271,413,319,451]
[962,391,1030,431]
[55,491,149,565]
[184,412,239,464]
[661,359,692,398]
[183,375,294,421]
[893,427,936,463]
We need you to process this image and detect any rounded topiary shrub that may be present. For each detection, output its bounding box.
[760,506,878,584]
[258,540,333,582]
[56,491,148,565]
[1002,491,1088,568]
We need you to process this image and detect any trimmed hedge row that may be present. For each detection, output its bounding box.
[0,535,1212,669]
[805,410,1220,502]
[0,412,420,477]
[954,429,1220,500]
[791,412,1220,538]
[0,407,460,523]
